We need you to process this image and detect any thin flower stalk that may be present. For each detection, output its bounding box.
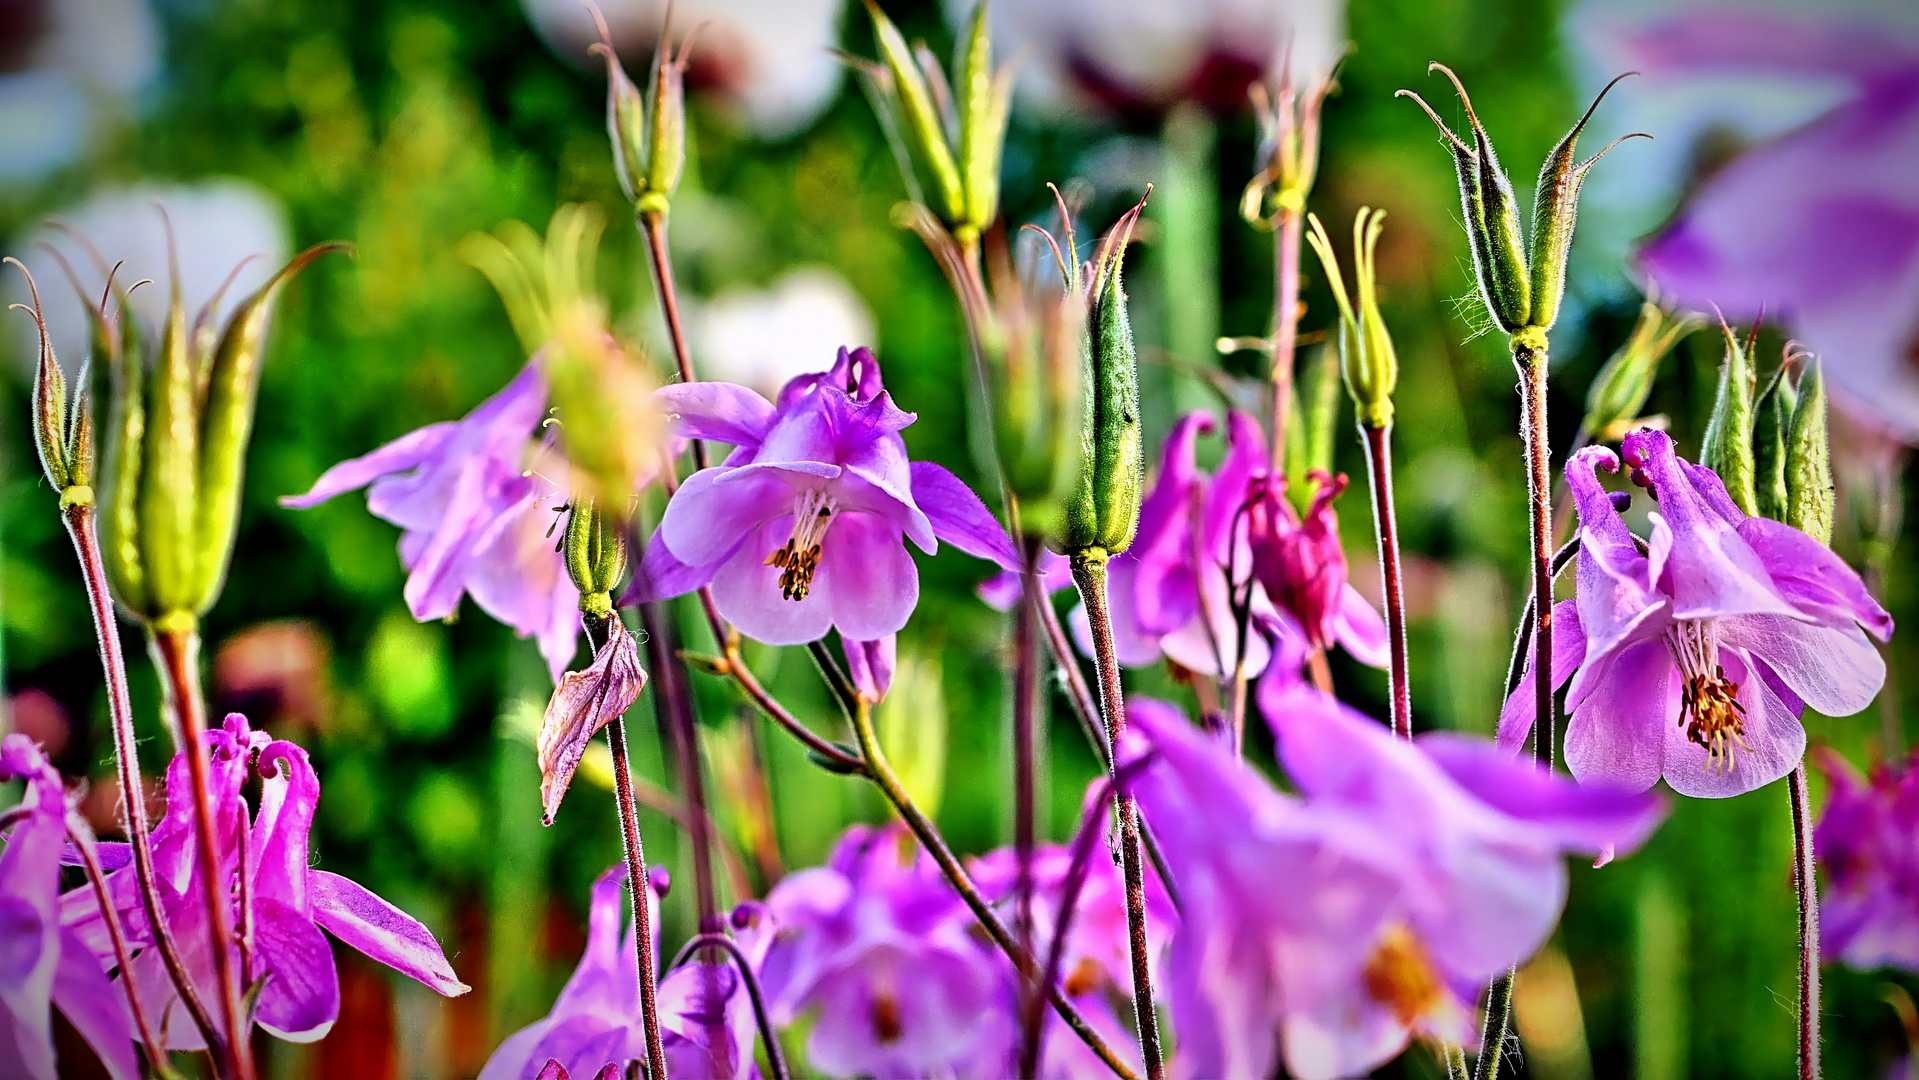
[1790,762,1822,1079]
[150,622,253,1080]
[1270,204,1304,472]
[846,691,1141,1080]
[1015,539,1044,1073]
[66,818,166,1072]
[1361,422,1413,738]
[582,610,668,1080]
[1069,557,1166,1080]
[63,505,221,1052]
[1518,341,1555,769]
[639,211,706,470]
[666,932,791,1080]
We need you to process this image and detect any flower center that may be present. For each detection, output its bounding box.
[763,488,838,601]
[870,989,903,1044]
[1666,618,1749,775]
[1362,925,1444,1029]
[1063,955,1105,998]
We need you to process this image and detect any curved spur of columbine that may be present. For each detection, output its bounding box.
[1127,696,1665,1080]
[281,360,585,680]
[983,409,1387,681]
[1813,747,1919,973]
[758,823,1008,1078]
[539,618,648,824]
[629,347,1019,646]
[0,735,140,1080]
[56,716,468,1050]
[1500,428,1892,797]
[481,865,773,1080]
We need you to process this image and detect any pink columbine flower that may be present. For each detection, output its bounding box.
[482,865,774,1080]
[0,735,139,1080]
[282,361,585,679]
[59,715,468,1049]
[759,823,1005,1078]
[1501,429,1893,797]
[1814,748,1919,973]
[630,347,1018,646]
[1246,469,1353,655]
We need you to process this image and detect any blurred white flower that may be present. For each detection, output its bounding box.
[688,266,877,399]
[977,0,1345,117]
[520,0,844,137]
[0,0,160,182]
[5,179,290,379]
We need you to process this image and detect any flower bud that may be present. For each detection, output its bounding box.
[1304,208,1397,429]
[1752,358,1797,522]
[1699,321,1757,516]
[956,1,1013,240]
[1582,296,1699,440]
[1785,357,1834,545]
[564,500,627,619]
[863,1,965,226]
[1060,197,1147,559]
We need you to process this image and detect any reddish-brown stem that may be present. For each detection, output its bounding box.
[1516,344,1555,769]
[1070,556,1166,1080]
[1014,539,1043,1078]
[639,210,708,471]
[1270,206,1302,473]
[67,820,167,1072]
[61,507,219,1052]
[696,587,866,773]
[1360,422,1412,739]
[151,624,252,1080]
[585,612,668,1080]
[1790,762,1822,1080]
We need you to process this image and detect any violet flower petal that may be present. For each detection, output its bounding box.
[819,512,919,642]
[658,467,792,569]
[1718,614,1886,717]
[250,896,340,1043]
[49,923,137,1080]
[621,532,727,607]
[1737,516,1896,640]
[1562,637,1673,792]
[250,739,320,912]
[841,635,897,702]
[1332,584,1391,668]
[909,461,1019,569]
[309,872,469,996]
[1656,647,1805,797]
[655,381,779,447]
[709,520,836,645]
[1497,600,1589,753]
[278,421,458,508]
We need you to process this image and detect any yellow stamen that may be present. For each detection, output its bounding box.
[1667,620,1750,775]
[763,488,837,601]
[1362,925,1444,1028]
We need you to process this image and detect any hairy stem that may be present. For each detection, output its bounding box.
[1069,556,1166,1080]
[1270,206,1301,474]
[639,210,708,471]
[1790,762,1822,1080]
[847,693,1141,1080]
[62,507,219,1052]
[151,623,251,1080]
[1516,342,1555,770]
[585,612,668,1080]
[68,820,167,1072]
[1360,422,1412,739]
[1015,540,1044,1077]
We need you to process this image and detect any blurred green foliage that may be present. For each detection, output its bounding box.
[1,0,1914,1075]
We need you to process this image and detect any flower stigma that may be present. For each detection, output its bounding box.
[1667,619,1749,774]
[1362,924,1444,1028]
[765,487,839,601]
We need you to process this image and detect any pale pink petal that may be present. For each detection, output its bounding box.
[1737,516,1894,640]
[842,636,896,702]
[279,422,457,508]
[1332,584,1389,668]
[1564,638,1673,793]
[1498,601,1588,753]
[1717,614,1886,718]
[310,871,469,996]
[622,534,725,606]
[819,511,918,642]
[655,381,778,447]
[658,467,791,568]
[1660,647,1805,798]
[50,924,137,1080]
[710,520,835,645]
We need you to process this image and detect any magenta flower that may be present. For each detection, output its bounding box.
[282,361,584,679]
[1501,429,1893,796]
[1814,748,1919,973]
[631,347,1018,646]
[483,865,774,1080]
[1623,11,1919,438]
[60,715,468,1049]
[1247,469,1353,655]
[0,735,139,1080]
[759,823,1005,1078]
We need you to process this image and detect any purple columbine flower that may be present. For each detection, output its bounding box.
[759,823,1005,1078]
[1129,695,1665,1079]
[1246,469,1354,656]
[1814,747,1919,973]
[629,347,1018,646]
[1500,429,1893,797]
[538,617,649,824]
[282,361,587,680]
[483,865,774,1080]
[0,735,140,1080]
[59,715,468,1049]
[1621,11,1919,439]
[981,411,1387,679]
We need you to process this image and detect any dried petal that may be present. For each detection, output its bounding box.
[539,619,649,825]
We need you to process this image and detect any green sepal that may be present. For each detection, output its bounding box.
[1785,359,1834,545]
[1752,362,1796,522]
[1061,202,1145,558]
[192,242,349,614]
[864,0,964,225]
[1699,323,1757,516]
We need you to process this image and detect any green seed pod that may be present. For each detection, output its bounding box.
[984,241,1085,542]
[1786,358,1834,545]
[1699,322,1757,516]
[1061,200,1146,558]
[955,0,1011,240]
[191,242,347,614]
[589,13,648,204]
[1752,361,1797,522]
[864,0,965,226]
[14,264,71,491]
[94,270,149,611]
[641,36,690,216]
[564,500,627,619]
[1528,75,1644,332]
[138,272,201,616]
[1305,208,1398,429]
[1582,298,1699,440]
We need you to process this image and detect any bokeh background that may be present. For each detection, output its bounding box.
[2,0,1914,1076]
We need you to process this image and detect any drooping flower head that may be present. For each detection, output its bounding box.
[1247,468,1352,653]
[633,346,1018,646]
[1502,429,1893,796]
[759,823,1005,1078]
[60,715,468,1049]
[0,735,139,1080]
[1814,748,1919,973]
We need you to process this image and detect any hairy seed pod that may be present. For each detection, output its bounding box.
[1785,359,1834,545]
[1061,200,1146,558]
[1699,322,1758,516]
